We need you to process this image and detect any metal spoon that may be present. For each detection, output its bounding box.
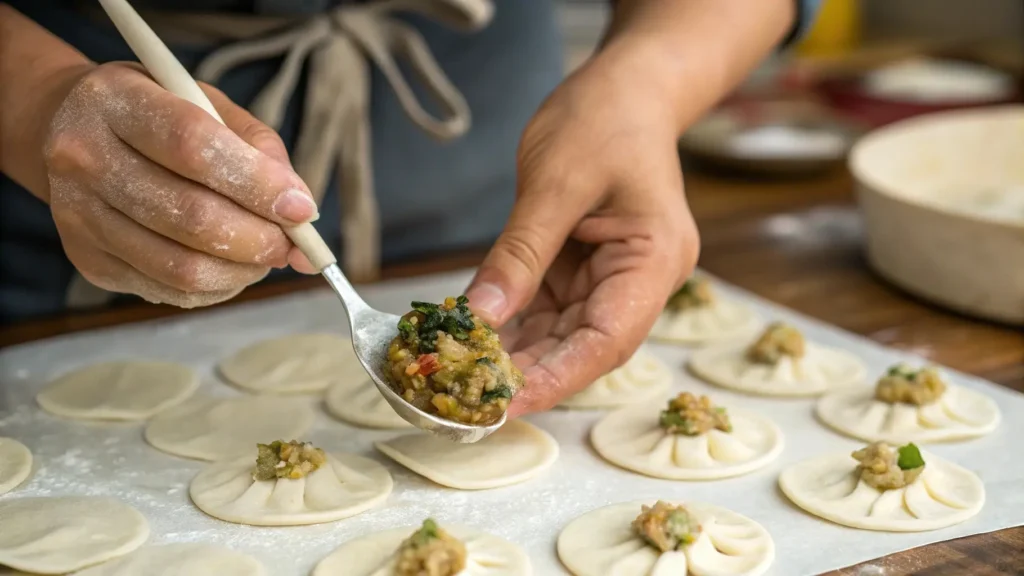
[97,0,504,443]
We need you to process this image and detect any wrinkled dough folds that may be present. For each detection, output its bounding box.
[650,299,760,345]
[778,450,984,531]
[560,350,672,410]
[312,525,532,576]
[189,452,392,526]
[558,500,774,576]
[689,342,866,397]
[591,402,783,480]
[816,384,1000,443]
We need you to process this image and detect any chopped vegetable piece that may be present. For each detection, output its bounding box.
[852,441,925,490]
[386,296,524,425]
[897,442,925,470]
[252,440,327,481]
[632,501,702,552]
[394,518,467,576]
[746,322,806,365]
[659,392,732,435]
[875,364,946,405]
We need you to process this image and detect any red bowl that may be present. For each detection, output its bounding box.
[815,76,1021,128]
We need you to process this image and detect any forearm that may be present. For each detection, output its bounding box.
[0,3,94,202]
[598,0,796,136]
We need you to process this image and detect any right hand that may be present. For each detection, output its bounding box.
[44,62,319,308]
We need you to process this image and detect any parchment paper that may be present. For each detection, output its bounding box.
[1,269,1021,575]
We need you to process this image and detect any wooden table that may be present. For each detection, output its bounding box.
[1,168,1021,575]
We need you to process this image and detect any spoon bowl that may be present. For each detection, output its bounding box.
[323,267,506,443]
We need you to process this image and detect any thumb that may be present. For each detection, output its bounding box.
[466,190,585,326]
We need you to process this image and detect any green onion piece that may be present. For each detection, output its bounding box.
[897,442,925,470]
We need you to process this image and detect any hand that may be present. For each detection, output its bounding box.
[465,48,700,417]
[44,62,318,308]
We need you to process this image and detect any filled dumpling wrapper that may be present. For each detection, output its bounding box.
[689,323,866,397]
[189,441,392,526]
[591,393,783,480]
[779,442,984,532]
[558,500,774,576]
[649,277,760,345]
[816,365,1000,443]
[313,519,531,576]
[559,349,672,410]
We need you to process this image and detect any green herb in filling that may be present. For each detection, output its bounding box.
[897,442,925,470]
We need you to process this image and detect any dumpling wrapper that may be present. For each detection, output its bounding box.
[560,349,672,410]
[375,420,558,490]
[0,497,149,575]
[591,401,783,480]
[558,500,774,576]
[689,340,866,397]
[778,449,985,532]
[72,543,265,576]
[219,333,352,394]
[816,383,1000,444]
[37,361,198,421]
[144,395,316,461]
[189,451,392,526]
[0,437,32,495]
[312,524,532,576]
[649,299,760,346]
[324,368,411,430]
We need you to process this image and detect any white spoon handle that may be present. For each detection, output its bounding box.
[97,0,338,271]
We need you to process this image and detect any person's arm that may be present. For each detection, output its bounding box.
[465,0,807,415]
[0,2,94,200]
[601,0,797,137]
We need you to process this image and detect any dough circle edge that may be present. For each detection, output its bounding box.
[218,333,350,394]
[0,437,33,495]
[36,361,199,421]
[0,496,150,574]
[590,405,785,480]
[557,350,673,410]
[778,451,986,532]
[324,379,411,430]
[71,543,266,576]
[648,299,761,345]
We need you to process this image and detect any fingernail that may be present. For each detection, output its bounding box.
[466,282,507,320]
[273,189,318,224]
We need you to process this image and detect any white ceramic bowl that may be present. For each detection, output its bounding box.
[850,105,1024,325]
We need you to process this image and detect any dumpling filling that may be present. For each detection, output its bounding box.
[253,440,327,481]
[659,392,732,435]
[665,277,715,312]
[394,519,467,576]
[874,364,946,405]
[632,501,702,552]
[386,296,524,425]
[852,441,926,490]
[746,322,805,365]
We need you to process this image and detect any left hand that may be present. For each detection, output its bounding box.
[465,46,700,417]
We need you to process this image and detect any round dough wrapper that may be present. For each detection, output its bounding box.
[559,349,672,410]
[591,401,783,480]
[558,500,774,576]
[778,450,985,532]
[72,543,265,576]
[816,384,1000,444]
[0,438,32,495]
[649,299,760,345]
[0,496,149,574]
[324,375,410,430]
[37,361,198,421]
[144,395,315,461]
[375,420,558,490]
[219,333,353,394]
[689,340,866,397]
[190,451,392,526]
[312,524,531,576]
